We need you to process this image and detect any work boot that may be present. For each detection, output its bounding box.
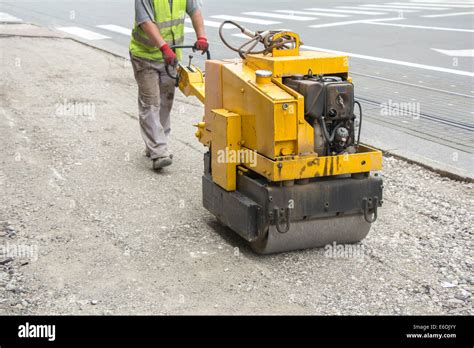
[153,155,173,170]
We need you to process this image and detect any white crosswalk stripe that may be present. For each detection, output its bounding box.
[211,15,281,25]
[97,24,131,36]
[409,0,474,4]
[57,27,110,40]
[303,8,387,15]
[432,48,474,57]
[274,9,351,18]
[242,11,318,21]
[361,4,447,10]
[301,44,474,77]
[185,18,234,29]
[278,10,349,18]
[423,11,474,17]
[336,6,419,13]
[366,22,474,32]
[309,17,403,29]
[389,2,474,8]
[0,12,22,22]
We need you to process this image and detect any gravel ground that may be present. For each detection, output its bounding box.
[0,25,472,315]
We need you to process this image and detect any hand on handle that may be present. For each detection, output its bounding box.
[160,44,177,66]
[194,37,209,53]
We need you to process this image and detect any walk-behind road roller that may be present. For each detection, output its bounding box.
[167,22,383,254]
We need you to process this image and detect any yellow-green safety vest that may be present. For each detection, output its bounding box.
[130,0,186,61]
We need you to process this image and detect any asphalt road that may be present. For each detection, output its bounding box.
[1,0,474,177]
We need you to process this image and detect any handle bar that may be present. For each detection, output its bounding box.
[165,45,211,84]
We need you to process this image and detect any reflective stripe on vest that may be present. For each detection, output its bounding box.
[130,0,187,61]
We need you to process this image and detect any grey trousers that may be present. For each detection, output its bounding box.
[130,53,176,159]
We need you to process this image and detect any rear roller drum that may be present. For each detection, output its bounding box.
[250,214,371,254]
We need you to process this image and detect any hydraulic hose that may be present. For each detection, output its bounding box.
[218,21,299,58]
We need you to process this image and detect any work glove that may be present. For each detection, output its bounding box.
[194,37,209,53]
[160,43,177,66]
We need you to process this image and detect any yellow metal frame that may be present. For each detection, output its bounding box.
[175,31,383,191]
[241,145,382,182]
[210,109,241,191]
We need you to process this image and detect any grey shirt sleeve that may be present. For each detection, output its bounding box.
[186,0,203,16]
[135,0,156,25]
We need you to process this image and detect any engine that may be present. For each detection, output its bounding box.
[283,73,357,156]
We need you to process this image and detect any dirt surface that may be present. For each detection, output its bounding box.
[0,25,472,315]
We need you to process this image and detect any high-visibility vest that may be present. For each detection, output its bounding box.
[130,0,186,61]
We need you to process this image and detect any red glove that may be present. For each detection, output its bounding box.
[195,37,209,52]
[160,43,177,66]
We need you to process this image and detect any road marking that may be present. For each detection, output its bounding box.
[361,4,447,10]
[97,24,131,36]
[211,15,280,25]
[366,22,474,32]
[303,7,386,15]
[274,10,348,18]
[389,2,474,8]
[185,18,235,29]
[423,11,474,17]
[337,6,419,13]
[57,27,110,40]
[409,0,474,4]
[233,33,251,39]
[184,27,194,33]
[242,11,318,21]
[0,12,22,22]
[432,48,474,57]
[273,10,348,18]
[301,45,474,77]
[309,17,403,29]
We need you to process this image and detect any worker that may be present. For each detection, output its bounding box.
[130,0,208,169]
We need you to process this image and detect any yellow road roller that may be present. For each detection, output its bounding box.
[166,22,383,254]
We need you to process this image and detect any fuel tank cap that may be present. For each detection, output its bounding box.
[255,70,273,84]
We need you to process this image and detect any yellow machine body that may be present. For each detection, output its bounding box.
[179,34,382,191]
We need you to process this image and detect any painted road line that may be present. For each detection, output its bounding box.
[185,18,234,29]
[361,4,447,10]
[184,27,194,33]
[309,17,403,29]
[97,24,131,36]
[211,15,280,25]
[366,22,474,32]
[232,33,251,39]
[242,11,318,21]
[301,44,474,77]
[389,2,474,8]
[303,8,387,15]
[273,9,346,18]
[409,0,474,4]
[57,27,110,40]
[273,10,348,18]
[423,11,474,17]
[0,12,22,22]
[410,0,474,6]
[432,48,474,57]
[337,6,419,13]
[285,10,351,18]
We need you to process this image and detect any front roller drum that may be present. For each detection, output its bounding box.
[250,214,371,254]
